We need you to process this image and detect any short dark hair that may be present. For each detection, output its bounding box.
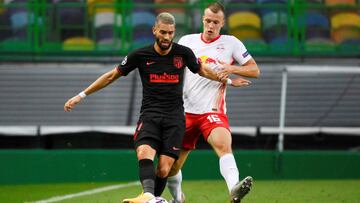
[206,2,225,14]
[155,12,176,25]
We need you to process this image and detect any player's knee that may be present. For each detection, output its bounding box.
[157,165,171,178]
[213,142,232,155]
[136,146,154,160]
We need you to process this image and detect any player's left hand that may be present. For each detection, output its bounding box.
[217,61,234,79]
[231,77,251,87]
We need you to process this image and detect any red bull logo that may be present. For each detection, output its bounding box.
[198,56,217,65]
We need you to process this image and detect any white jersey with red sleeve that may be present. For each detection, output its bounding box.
[179,33,252,114]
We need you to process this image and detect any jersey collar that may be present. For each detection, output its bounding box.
[200,33,221,44]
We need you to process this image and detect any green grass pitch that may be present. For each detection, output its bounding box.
[1,179,359,203]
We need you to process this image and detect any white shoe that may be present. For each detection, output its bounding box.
[230,176,253,203]
[168,192,185,203]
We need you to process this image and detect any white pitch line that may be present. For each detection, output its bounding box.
[25,181,140,203]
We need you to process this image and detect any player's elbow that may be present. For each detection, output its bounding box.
[253,68,260,78]
[106,70,120,83]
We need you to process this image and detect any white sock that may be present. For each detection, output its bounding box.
[219,153,239,193]
[167,170,183,202]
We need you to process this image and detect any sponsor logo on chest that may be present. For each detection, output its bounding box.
[150,73,179,83]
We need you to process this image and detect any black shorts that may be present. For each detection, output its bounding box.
[133,114,185,159]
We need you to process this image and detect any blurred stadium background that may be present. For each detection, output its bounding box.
[0,0,359,202]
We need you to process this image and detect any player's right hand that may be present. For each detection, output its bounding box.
[231,77,251,87]
[64,95,82,112]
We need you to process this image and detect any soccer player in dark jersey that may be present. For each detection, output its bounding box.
[64,12,233,203]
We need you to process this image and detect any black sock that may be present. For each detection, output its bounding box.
[139,159,155,194]
[154,176,168,196]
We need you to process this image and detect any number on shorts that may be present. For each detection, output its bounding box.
[207,114,221,123]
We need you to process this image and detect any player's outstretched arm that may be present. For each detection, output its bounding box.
[218,59,260,78]
[64,67,121,112]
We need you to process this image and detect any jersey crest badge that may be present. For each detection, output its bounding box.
[173,56,183,69]
[121,56,127,65]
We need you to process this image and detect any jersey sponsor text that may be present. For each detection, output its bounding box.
[150,73,179,83]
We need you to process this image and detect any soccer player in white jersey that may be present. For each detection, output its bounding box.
[167,2,260,203]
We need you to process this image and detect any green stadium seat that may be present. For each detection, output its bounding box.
[243,38,268,52]
[305,38,336,53]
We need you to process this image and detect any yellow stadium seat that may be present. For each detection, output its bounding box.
[229,26,262,40]
[331,26,360,43]
[87,0,115,16]
[331,12,360,30]
[228,11,261,29]
[63,37,95,51]
[325,0,356,6]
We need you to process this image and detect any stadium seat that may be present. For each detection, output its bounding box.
[225,0,257,15]
[62,37,95,51]
[242,38,268,52]
[230,26,263,41]
[129,10,156,49]
[338,38,360,54]
[155,0,186,14]
[130,11,155,27]
[87,0,114,17]
[325,0,356,6]
[306,26,330,40]
[261,11,287,31]
[257,0,287,16]
[306,0,323,3]
[263,24,288,42]
[330,12,360,44]
[257,0,287,3]
[299,11,331,46]
[0,11,12,41]
[261,11,289,45]
[228,11,262,41]
[331,26,360,43]
[6,0,42,43]
[56,0,86,41]
[331,13,360,30]
[269,36,294,52]
[305,38,336,53]
[228,11,261,30]
[299,11,330,29]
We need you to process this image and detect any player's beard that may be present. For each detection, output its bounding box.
[156,37,172,50]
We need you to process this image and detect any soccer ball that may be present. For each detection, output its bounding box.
[146,196,168,203]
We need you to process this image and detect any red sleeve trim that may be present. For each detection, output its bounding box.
[115,65,124,76]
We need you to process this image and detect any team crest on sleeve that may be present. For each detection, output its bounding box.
[173,56,183,69]
[121,56,127,65]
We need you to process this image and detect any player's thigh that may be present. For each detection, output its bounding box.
[134,116,162,158]
[161,116,185,159]
[207,127,233,156]
[182,113,202,150]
